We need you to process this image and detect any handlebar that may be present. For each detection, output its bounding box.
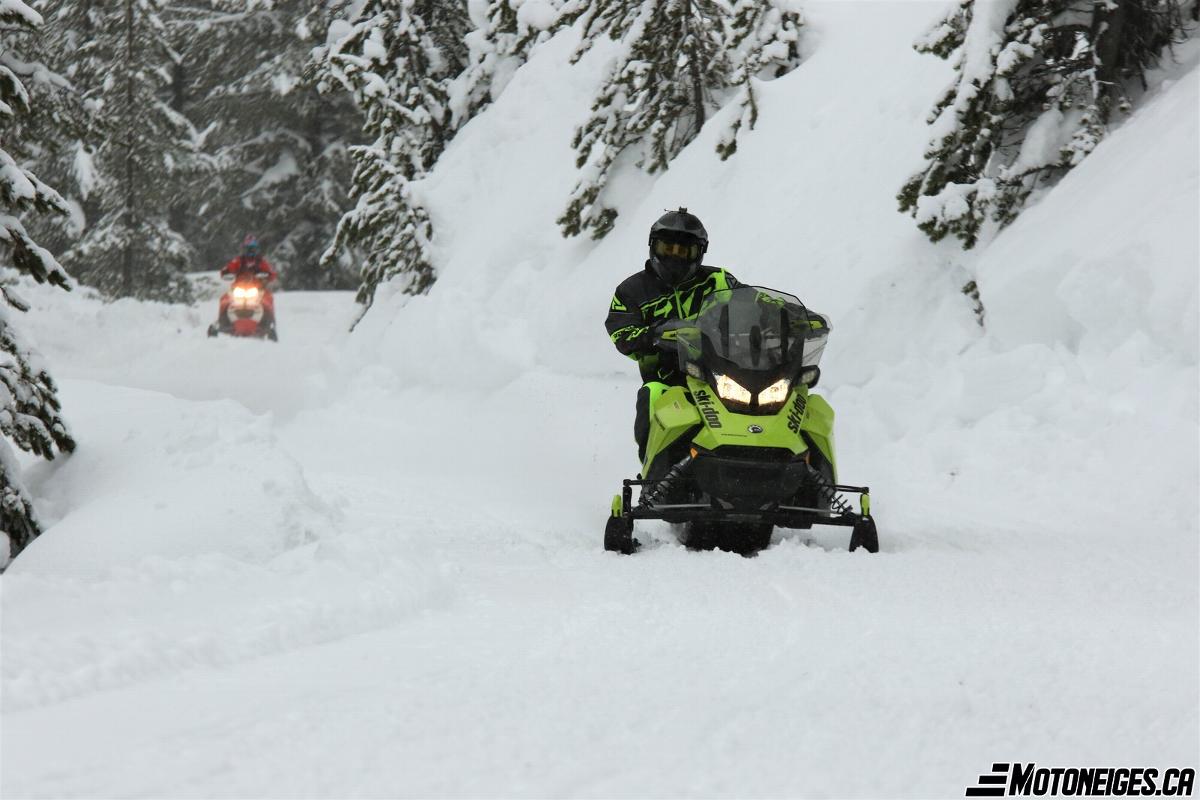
[222,271,273,281]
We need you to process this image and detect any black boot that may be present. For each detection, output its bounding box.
[634,385,650,464]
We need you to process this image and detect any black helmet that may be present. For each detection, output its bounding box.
[648,207,707,286]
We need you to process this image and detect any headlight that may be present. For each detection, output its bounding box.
[757,378,791,406]
[714,374,752,405]
[232,287,246,299]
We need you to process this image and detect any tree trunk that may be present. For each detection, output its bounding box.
[123,0,136,296]
[685,0,706,144]
[1091,0,1129,122]
[301,90,326,286]
[168,42,190,262]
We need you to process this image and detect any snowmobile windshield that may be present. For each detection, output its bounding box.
[677,286,822,380]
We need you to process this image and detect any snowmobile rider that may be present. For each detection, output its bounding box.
[605,208,739,463]
[214,234,278,334]
[220,234,278,282]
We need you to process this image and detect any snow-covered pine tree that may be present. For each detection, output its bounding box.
[557,0,730,239]
[165,0,361,290]
[10,1,104,260]
[557,0,802,239]
[452,0,565,124]
[1,0,77,563]
[313,0,471,312]
[270,87,362,291]
[898,0,1191,248]
[42,0,199,301]
[715,0,803,161]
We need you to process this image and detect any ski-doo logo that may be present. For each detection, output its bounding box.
[693,389,722,428]
[786,392,807,434]
[964,763,1195,797]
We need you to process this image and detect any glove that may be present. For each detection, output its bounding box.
[612,323,654,357]
[651,321,687,352]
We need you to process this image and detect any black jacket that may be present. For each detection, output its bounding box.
[605,262,739,383]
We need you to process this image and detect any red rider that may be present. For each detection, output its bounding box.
[211,234,279,339]
[221,234,278,282]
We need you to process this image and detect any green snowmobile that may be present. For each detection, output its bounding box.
[605,285,878,555]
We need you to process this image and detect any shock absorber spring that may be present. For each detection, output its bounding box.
[803,463,855,516]
[639,455,693,508]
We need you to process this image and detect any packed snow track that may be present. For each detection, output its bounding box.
[2,285,1195,797]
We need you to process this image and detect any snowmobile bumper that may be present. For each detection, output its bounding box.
[611,459,879,553]
[617,476,871,530]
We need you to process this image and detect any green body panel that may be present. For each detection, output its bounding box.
[802,392,837,479]
[642,375,839,478]
[641,385,701,475]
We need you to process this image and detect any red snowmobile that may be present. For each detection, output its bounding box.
[207,270,278,341]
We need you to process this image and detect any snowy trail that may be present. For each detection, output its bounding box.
[4,291,1195,798]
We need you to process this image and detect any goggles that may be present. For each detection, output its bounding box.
[653,239,701,260]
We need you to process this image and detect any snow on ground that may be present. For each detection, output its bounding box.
[2,3,1197,797]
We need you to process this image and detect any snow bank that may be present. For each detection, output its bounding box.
[981,63,1199,363]
[12,381,332,572]
[0,284,475,712]
[348,26,616,386]
[825,59,1200,537]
